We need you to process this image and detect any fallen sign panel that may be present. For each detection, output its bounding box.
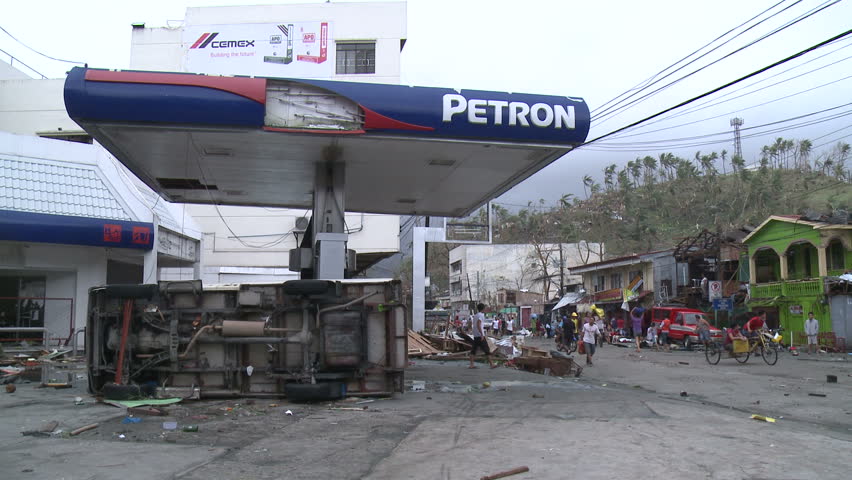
[64,68,590,217]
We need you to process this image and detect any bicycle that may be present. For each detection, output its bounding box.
[705,328,779,366]
[556,331,577,354]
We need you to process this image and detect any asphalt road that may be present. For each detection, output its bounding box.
[0,341,849,480]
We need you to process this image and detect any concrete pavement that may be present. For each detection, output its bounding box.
[0,341,849,479]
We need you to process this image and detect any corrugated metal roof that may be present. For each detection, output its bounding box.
[0,156,132,220]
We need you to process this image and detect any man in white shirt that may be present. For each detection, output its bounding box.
[804,311,820,354]
[492,317,500,336]
[582,315,601,366]
[469,303,497,369]
[506,315,515,335]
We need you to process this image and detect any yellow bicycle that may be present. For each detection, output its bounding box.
[705,330,779,365]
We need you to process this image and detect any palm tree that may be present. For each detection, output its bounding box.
[797,139,812,170]
[731,155,745,172]
[582,175,594,198]
[720,149,728,175]
[629,160,642,186]
[603,164,617,191]
[642,155,658,186]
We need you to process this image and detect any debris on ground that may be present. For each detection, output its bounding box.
[70,423,99,436]
[127,406,166,416]
[21,421,59,437]
[480,465,530,480]
[5,384,15,393]
[407,330,444,357]
[750,414,776,423]
[104,397,184,409]
[809,393,827,397]
[1,366,24,384]
[513,356,583,378]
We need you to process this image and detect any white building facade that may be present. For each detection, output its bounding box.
[448,243,604,314]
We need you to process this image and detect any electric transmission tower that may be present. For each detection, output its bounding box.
[730,117,744,160]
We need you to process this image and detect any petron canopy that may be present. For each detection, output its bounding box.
[64,67,590,217]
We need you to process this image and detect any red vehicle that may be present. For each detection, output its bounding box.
[651,306,722,348]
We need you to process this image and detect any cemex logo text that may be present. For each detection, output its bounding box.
[190,33,255,49]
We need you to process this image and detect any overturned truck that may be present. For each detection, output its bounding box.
[87,279,407,400]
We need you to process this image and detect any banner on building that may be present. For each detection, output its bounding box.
[184,22,332,77]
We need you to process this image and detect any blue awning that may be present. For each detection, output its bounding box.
[0,210,153,250]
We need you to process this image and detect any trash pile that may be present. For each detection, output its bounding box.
[408,329,582,378]
[1,347,80,388]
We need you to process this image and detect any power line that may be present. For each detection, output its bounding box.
[0,24,85,64]
[594,1,845,126]
[592,102,852,147]
[591,0,791,116]
[583,28,852,147]
[601,57,852,143]
[628,36,852,131]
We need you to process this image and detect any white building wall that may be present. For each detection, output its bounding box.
[131,2,406,84]
[1,243,111,343]
[0,79,81,137]
[449,243,604,306]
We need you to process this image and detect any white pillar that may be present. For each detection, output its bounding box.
[749,254,757,285]
[817,247,828,277]
[412,226,445,332]
[143,214,159,284]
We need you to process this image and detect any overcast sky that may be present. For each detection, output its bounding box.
[3,0,851,207]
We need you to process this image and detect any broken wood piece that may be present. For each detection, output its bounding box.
[127,406,166,416]
[480,466,530,480]
[70,423,99,436]
[329,406,368,411]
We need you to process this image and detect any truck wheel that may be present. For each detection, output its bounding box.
[684,336,692,351]
[101,383,143,400]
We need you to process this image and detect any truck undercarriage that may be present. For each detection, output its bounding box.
[87,279,407,400]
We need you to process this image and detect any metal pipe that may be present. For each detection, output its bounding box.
[178,325,213,358]
[197,336,303,344]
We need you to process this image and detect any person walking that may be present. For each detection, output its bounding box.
[659,316,671,352]
[630,307,644,353]
[492,316,501,337]
[595,315,606,347]
[804,311,820,354]
[582,315,600,366]
[506,314,514,336]
[469,303,497,369]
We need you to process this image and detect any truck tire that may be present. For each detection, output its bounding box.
[101,383,143,401]
[284,382,346,402]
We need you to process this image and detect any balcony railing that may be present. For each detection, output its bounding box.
[751,278,824,298]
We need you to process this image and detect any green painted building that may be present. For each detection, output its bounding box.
[743,215,852,346]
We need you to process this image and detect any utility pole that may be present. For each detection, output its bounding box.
[558,243,565,296]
